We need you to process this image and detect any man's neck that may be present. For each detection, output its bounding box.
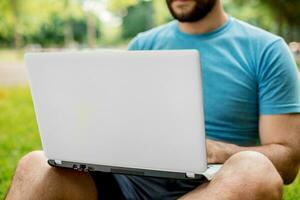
[178,1,228,35]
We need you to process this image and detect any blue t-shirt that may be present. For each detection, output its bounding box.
[114,17,300,200]
[128,17,300,146]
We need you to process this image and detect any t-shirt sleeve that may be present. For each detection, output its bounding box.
[258,38,300,115]
[127,35,141,50]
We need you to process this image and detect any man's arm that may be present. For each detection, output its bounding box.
[207,114,300,184]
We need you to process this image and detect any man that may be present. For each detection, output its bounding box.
[6,0,300,199]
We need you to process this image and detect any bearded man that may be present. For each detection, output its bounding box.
[5,0,300,200]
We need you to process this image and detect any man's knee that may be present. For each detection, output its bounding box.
[10,151,97,200]
[14,151,48,183]
[16,150,47,171]
[213,151,283,200]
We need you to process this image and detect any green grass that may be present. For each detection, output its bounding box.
[0,50,24,62]
[0,87,299,199]
[0,87,41,198]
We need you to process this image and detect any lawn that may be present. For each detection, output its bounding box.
[0,50,24,62]
[0,87,41,198]
[0,86,300,199]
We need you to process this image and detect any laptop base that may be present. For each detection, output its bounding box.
[48,159,205,180]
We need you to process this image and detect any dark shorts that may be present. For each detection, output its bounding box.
[90,172,208,200]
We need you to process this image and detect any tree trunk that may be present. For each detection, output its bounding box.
[11,0,22,49]
[64,0,74,47]
[64,20,74,47]
[86,13,96,48]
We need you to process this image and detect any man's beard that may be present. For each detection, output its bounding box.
[166,0,217,22]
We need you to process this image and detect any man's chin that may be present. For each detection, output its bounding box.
[167,0,217,23]
[170,4,203,22]
[172,11,204,23]
[172,8,196,21]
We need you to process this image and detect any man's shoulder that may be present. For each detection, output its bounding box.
[128,21,176,50]
[231,18,282,47]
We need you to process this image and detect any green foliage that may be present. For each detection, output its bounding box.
[152,0,172,26]
[0,0,300,47]
[262,0,300,25]
[0,0,100,47]
[0,87,41,198]
[23,14,101,47]
[107,0,138,12]
[230,0,300,41]
[0,0,66,46]
[25,14,65,47]
[122,1,154,39]
[224,0,275,32]
[263,0,300,41]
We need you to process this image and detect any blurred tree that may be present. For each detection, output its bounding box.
[231,0,300,41]
[262,0,300,41]
[0,0,299,47]
[11,0,22,49]
[24,13,101,47]
[86,12,96,48]
[0,0,64,47]
[0,0,97,48]
[63,0,74,46]
[25,14,65,46]
[0,0,23,48]
[224,0,274,32]
[152,0,172,26]
[0,0,14,47]
[122,0,154,39]
[107,0,138,13]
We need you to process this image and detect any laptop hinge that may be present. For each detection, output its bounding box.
[185,172,196,178]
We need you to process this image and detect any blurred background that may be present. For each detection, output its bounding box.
[0,0,300,85]
[0,0,300,199]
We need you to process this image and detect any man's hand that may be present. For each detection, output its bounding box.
[206,139,238,164]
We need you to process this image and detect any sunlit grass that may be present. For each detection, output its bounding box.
[0,50,24,62]
[0,87,41,198]
[0,86,299,199]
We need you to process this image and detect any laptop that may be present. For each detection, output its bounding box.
[25,50,221,180]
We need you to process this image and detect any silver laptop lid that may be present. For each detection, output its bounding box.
[25,50,207,177]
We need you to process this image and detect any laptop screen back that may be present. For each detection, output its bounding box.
[26,50,207,175]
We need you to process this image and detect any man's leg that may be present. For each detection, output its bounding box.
[179,151,283,200]
[5,151,97,200]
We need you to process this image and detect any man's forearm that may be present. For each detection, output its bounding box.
[208,140,299,184]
